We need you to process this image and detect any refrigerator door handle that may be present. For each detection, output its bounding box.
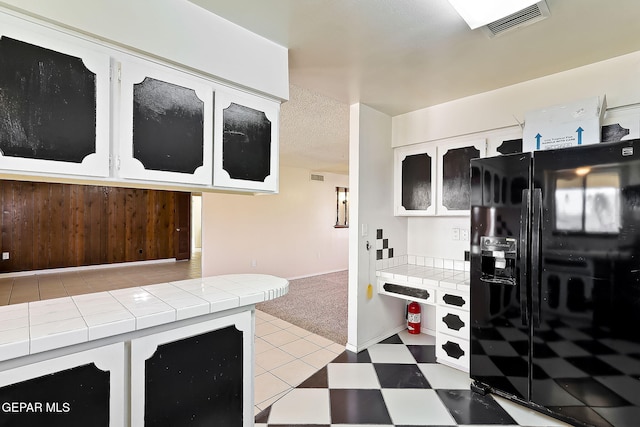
[531,188,542,327]
[519,189,530,327]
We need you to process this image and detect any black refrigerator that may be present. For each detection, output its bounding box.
[470,139,640,427]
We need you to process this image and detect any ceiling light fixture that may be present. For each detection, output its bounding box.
[447,0,540,29]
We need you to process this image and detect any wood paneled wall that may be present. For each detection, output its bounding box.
[0,180,181,273]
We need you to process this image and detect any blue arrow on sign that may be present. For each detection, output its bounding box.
[576,127,584,145]
[535,133,542,150]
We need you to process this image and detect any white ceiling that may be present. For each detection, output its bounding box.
[189,0,640,174]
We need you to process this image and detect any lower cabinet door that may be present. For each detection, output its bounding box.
[435,333,470,373]
[0,343,125,427]
[130,311,253,427]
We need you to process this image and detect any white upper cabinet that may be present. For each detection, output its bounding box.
[394,143,437,216]
[213,89,280,192]
[436,139,486,216]
[394,139,486,216]
[117,59,214,186]
[0,13,110,178]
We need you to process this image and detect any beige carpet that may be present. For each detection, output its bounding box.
[256,270,348,345]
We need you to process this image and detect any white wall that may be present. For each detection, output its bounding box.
[347,104,407,352]
[201,166,348,279]
[0,0,288,100]
[393,50,640,147]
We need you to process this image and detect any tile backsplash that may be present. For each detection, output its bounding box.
[376,254,470,272]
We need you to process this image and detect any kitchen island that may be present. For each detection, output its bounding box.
[0,274,288,427]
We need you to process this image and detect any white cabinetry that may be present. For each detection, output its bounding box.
[435,289,471,372]
[394,139,486,216]
[0,343,125,426]
[213,89,280,192]
[131,310,253,426]
[117,59,214,186]
[0,13,110,178]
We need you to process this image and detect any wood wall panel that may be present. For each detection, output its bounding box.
[0,180,181,273]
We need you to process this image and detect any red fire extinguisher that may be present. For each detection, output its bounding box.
[407,301,421,334]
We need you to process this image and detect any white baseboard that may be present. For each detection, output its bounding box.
[0,258,178,279]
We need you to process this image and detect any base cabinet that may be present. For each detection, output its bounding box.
[0,310,254,427]
[0,343,125,427]
[435,290,470,372]
[131,311,253,427]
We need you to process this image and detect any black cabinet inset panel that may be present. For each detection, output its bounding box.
[383,283,430,300]
[443,313,465,331]
[0,363,109,427]
[442,146,480,210]
[442,341,465,359]
[443,294,466,307]
[145,325,243,427]
[402,153,432,210]
[133,77,204,174]
[0,36,96,163]
[497,139,522,155]
[223,103,271,182]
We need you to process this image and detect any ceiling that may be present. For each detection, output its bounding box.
[189,0,640,174]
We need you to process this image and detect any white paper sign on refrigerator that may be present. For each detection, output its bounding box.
[522,96,606,152]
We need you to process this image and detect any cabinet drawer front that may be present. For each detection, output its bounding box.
[436,334,469,372]
[437,290,470,311]
[378,280,436,305]
[436,306,470,340]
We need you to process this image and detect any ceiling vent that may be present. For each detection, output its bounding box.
[481,0,550,38]
[310,173,325,182]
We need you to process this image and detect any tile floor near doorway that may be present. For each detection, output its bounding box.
[255,329,572,427]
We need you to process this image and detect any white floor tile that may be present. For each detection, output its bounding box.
[304,333,335,347]
[493,395,574,426]
[267,388,331,424]
[398,329,436,345]
[254,372,291,406]
[270,359,318,387]
[328,363,380,389]
[367,343,416,364]
[255,321,282,337]
[280,337,322,358]
[418,363,471,389]
[382,388,456,425]
[255,347,296,371]
[302,348,340,369]
[261,329,300,347]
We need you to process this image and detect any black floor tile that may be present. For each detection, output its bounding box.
[436,389,516,425]
[407,344,436,363]
[379,334,403,344]
[565,356,624,376]
[255,406,271,423]
[575,340,616,355]
[547,405,614,427]
[557,377,631,407]
[374,363,431,388]
[329,389,392,424]
[297,366,328,388]
[330,350,371,363]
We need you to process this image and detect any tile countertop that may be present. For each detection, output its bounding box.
[0,274,288,363]
[376,256,470,293]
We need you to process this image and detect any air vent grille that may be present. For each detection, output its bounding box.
[310,173,325,182]
[483,1,550,37]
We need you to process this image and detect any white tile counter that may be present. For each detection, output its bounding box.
[376,256,470,302]
[0,274,288,362]
[0,274,288,427]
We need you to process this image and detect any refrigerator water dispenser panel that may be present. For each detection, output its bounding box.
[480,236,517,285]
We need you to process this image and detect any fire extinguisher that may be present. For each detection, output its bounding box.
[407,301,421,334]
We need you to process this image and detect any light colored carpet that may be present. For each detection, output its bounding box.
[256,270,348,345]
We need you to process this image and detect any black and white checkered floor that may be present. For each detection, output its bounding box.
[255,330,571,426]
